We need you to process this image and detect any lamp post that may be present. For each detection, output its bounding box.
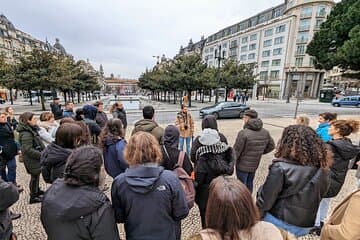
[215,45,225,103]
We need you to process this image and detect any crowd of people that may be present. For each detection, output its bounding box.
[0,97,359,240]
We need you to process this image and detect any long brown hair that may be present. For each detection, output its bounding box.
[19,112,34,125]
[275,125,332,169]
[55,123,83,149]
[331,120,359,137]
[205,176,260,240]
[99,118,124,149]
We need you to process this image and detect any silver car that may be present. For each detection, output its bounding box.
[199,102,250,119]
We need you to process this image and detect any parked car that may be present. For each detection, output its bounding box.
[332,95,360,107]
[199,102,250,119]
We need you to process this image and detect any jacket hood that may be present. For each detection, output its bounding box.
[330,138,360,161]
[201,115,218,130]
[41,143,72,165]
[244,118,263,131]
[16,122,37,134]
[134,119,158,133]
[199,128,220,146]
[164,125,179,148]
[42,179,108,220]
[83,105,98,120]
[104,136,121,147]
[124,165,164,194]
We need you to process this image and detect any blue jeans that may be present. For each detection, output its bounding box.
[0,157,16,183]
[263,213,311,237]
[179,137,191,156]
[315,198,331,227]
[236,169,255,193]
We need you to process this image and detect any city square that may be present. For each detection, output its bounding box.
[1,0,360,240]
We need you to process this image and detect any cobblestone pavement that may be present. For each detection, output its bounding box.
[11,116,359,240]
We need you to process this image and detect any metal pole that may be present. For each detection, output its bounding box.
[294,96,300,119]
[215,45,222,104]
[286,69,291,103]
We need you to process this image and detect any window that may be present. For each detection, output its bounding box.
[264,28,273,37]
[229,49,237,57]
[262,50,271,57]
[263,39,272,47]
[249,43,256,50]
[295,57,303,67]
[250,34,257,41]
[273,48,282,55]
[260,71,268,80]
[296,45,306,54]
[239,21,248,31]
[230,25,237,34]
[299,19,310,31]
[250,17,257,27]
[274,36,284,45]
[309,57,316,67]
[261,61,269,67]
[317,6,327,17]
[301,7,313,18]
[210,47,214,52]
[270,70,280,79]
[241,45,248,52]
[259,14,267,24]
[273,8,282,18]
[240,54,247,61]
[222,43,228,49]
[297,32,309,43]
[272,59,281,66]
[315,19,323,28]
[248,53,255,60]
[275,25,286,33]
[242,37,248,44]
[230,40,238,48]
[204,48,209,53]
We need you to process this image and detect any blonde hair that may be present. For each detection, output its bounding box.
[124,132,162,165]
[296,115,310,126]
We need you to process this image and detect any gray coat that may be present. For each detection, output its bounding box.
[233,119,275,172]
[0,179,19,240]
[41,179,120,240]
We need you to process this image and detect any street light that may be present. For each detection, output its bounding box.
[215,45,226,103]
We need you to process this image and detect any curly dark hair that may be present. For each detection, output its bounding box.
[275,125,332,169]
[99,118,124,149]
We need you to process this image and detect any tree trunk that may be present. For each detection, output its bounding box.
[201,89,205,103]
[77,90,81,103]
[187,90,192,107]
[195,90,198,101]
[225,88,228,102]
[28,90,33,106]
[63,91,67,104]
[37,90,40,103]
[40,89,46,111]
[9,88,13,105]
[71,91,74,103]
[209,90,212,102]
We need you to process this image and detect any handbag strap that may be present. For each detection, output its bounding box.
[177,151,185,168]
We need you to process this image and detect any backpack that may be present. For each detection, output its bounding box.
[163,146,195,209]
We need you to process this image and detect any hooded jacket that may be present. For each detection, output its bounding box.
[0,122,18,161]
[103,137,128,178]
[161,125,193,175]
[17,122,45,175]
[41,179,120,240]
[0,178,19,240]
[95,111,108,128]
[325,138,360,198]
[316,122,332,142]
[233,118,275,172]
[83,105,101,139]
[190,115,228,166]
[111,165,189,240]
[50,102,63,120]
[131,119,164,144]
[40,143,73,183]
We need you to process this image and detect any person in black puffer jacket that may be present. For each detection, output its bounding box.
[256,125,332,237]
[41,146,120,240]
[191,115,228,168]
[195,128,234,228]
[312,119,359,235]
[83,105,101,144]
[40,123,83,184]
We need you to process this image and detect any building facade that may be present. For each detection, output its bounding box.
[201,0,335,99]
[104,77,139,95]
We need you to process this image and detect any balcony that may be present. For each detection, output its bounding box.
[300,13,312,19]
[298,25,310,32]
[296,37,308,44]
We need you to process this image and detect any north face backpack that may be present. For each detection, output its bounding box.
[163,146,195,209]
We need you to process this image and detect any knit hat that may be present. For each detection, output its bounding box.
[244,109,258,119]
[199,128,220,146]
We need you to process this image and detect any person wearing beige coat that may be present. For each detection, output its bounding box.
[321,189,360,240]
[175,105,194,155]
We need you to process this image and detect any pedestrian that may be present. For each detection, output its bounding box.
[189,176,284,240]
[182,94,188,106]
[0,112,22,191]
[320,189,360,240]
[74,108,92,146]
[175,104,194,156]
[233,109,275,192]
[111,132,189,240]
[40,123,83,184]
[316,112,337,142]
[40,146,120,240]
[50,97,63,120]
[94,101,108,128]
[4,106,18,130]
[296,114,310,126]
[62,102,75,118]
[191,115,228,167]
[195,128,234,228]
[38,112,59,145]
[17,112,45,204]
[256,125,332,237]
[110,102,127,134]
[131,105,164,144]
[312,119,359,236]
[0,178,20,240]
[99,118,128,179]
[161,125,193,175]
[82,105,101,144]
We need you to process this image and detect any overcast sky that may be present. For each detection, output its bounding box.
[1,0,325,78]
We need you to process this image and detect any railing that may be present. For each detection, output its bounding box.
[296,37,308,44]
[298,25,310,32]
